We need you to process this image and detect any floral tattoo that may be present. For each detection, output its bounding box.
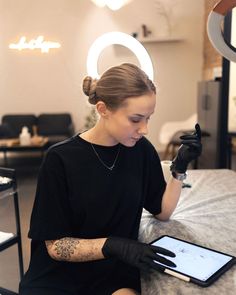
[54,238,80,260]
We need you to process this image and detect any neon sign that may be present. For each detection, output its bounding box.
[9,36,61,53]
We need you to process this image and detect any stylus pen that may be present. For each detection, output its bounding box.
[164,269,190,282]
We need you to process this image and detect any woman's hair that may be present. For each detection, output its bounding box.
[82,63,156,110]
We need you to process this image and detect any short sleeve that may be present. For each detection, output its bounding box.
[144,146,166,215]
[28,149,73,240]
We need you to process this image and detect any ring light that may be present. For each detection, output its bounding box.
[86,31,154,80]
[207,0,236,62]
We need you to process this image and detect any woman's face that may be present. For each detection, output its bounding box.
[104,93,156,147]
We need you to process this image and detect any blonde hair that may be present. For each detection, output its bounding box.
[82,63,156,110]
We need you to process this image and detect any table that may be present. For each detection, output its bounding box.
[0,137,49,166]
[228,132,236,169]
[139,169,236,295]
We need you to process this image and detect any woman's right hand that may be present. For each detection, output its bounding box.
[102,237,176,272]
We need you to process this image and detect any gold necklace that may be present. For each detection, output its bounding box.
[90,143,121,171]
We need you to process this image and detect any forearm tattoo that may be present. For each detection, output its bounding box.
[45,237,104,262]
[53,237,80,261]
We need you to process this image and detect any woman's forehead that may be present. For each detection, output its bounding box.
[120,94,156,114]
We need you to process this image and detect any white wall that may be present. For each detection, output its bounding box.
[0,0,204,151]
[228,8,236,132]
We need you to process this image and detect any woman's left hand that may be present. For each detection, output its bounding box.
[170,124,202,174]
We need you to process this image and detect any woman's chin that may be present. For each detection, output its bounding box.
[122,138,139,147]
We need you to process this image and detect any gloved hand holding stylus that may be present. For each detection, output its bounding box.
[171,123,202,174]
[102,237,176,272]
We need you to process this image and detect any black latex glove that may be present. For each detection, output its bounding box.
[171,123,202,173]
[102,237,176,272]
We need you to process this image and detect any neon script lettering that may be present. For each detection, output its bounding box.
[9,36,61,53]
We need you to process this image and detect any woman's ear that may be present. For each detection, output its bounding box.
[96,101,109,118]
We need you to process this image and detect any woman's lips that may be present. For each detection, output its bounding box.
[132,137,142,141]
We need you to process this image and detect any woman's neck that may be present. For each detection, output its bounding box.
[80,123,118,146]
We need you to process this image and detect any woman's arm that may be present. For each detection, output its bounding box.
[156,124,202,221]
[45,237,107,262]
[155,176,183,221]
[46,236,176,271]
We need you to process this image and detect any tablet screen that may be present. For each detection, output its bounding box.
[152,236,234,282]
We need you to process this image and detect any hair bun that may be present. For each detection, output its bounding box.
[83,76,98,105]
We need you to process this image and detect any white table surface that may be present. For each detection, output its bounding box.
[139,169,236,295]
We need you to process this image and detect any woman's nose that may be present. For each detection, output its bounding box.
[138,122,148,135]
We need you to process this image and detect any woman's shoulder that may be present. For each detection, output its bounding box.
[44,135,86,162]
[46,136,74,155]
[135,136,161,162]
[138,136,156,151]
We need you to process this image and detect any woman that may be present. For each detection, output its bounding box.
[19,63,201,295]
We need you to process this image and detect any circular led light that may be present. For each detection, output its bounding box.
[86,31,154,80]
[106,0,125,10]
[207,0,236,62]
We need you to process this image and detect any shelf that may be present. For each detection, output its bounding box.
[0,179,12,192]
[0,187,15,200]
[0,235,18,251]
[138,36,184,44]
[0,167,24,287]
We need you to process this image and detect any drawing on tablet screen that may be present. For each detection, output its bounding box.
[153,236,231,281]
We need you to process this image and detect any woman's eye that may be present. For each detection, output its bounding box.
[130,118,140,123]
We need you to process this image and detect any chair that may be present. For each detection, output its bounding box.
[159,114,197,160]
[163,129,209,169]
[163,129,194,160]
[159,114,197,151]
[0,124,15,139]
[37,113,75,145]
[2,114,37,138]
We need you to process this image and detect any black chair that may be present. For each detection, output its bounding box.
[37,113,75,145]
[2,114,37,138]
[0,124,15,139]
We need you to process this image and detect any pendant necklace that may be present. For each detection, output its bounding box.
[90,143,121,171]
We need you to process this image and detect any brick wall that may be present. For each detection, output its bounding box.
[203,0,222,80]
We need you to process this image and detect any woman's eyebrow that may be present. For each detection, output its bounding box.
[132,114,145,117]
[132,112,154,117]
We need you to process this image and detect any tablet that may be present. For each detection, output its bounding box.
[151,235,235,287]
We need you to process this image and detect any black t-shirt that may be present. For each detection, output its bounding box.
[20,135,166,293]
